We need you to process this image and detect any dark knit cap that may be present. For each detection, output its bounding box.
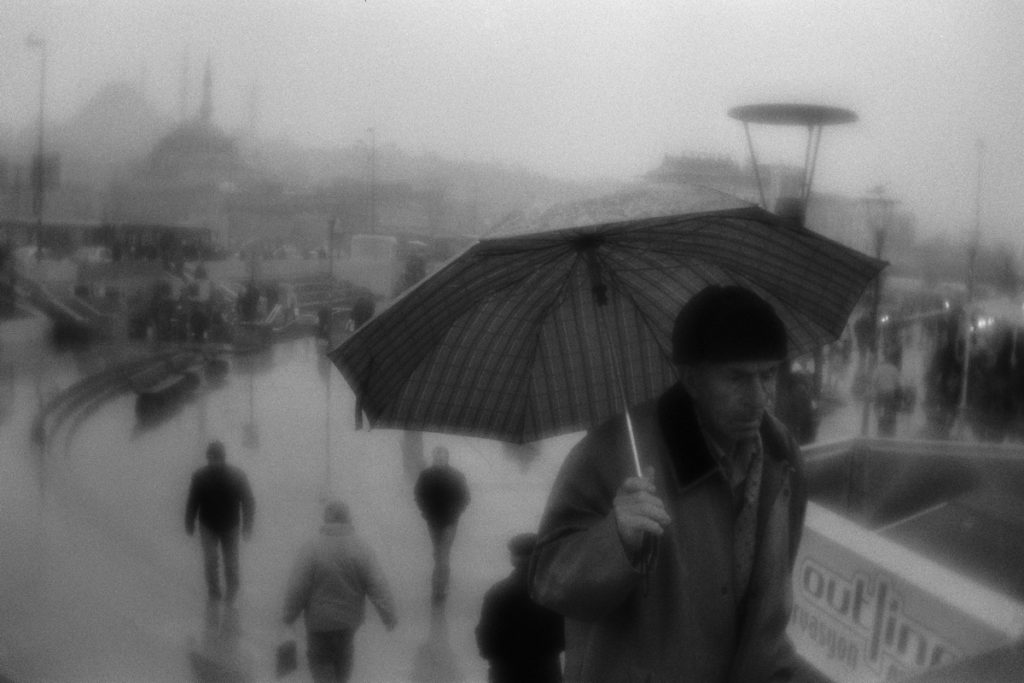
[508,532,538,558]
[324,499,351,523]
[672,285,788,364]
[206,440,226,461]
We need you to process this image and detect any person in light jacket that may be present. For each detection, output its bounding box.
[283,500,397,683]
[530,285,808,682]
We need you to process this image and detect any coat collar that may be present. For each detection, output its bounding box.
[321,521,354,536]
[656,383,789,488]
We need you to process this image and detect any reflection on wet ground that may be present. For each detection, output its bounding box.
[411,603,466,683]
[189,604,255,683]
[0,316,573,681]
[1,312,969,682]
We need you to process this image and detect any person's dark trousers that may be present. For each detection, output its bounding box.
[199,525,240,601]
[307,629,355,683]
[877,392,899,437]
[428,522,457,602]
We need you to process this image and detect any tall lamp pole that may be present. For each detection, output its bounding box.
[26,34,47,257]
[728,103,859,410]
[955,139,985,439]
[728,103,858,224]
[368,127,377,235]
[859,186,895,436]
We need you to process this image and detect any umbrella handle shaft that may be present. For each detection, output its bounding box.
[624,407,643,477]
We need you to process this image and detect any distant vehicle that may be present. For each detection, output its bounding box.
[73,246,113,264]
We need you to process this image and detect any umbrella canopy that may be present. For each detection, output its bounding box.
[486,179,753,236]
[330,206,885,444]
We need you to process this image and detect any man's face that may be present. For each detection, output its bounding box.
[680,359,780,443]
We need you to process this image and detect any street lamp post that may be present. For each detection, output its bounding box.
[859,185,896,436]
[26,34,47,258]
[368,127,377,235]
[728,103,859,409]
[954,139,986,439]
[728,103,858,225]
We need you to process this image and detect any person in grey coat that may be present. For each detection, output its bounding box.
[530,285,808,682]
[283,500,397,683]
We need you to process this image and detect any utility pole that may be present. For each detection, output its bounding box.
[368,127,377,234]
[955,139,985,439]
[859,186,895,436]
[26,35,46,258]
[729,103,858,420]
[327,217,337,280]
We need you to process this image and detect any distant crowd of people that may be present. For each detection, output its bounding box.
[921,310,1024,442]
[817,301,1024,442]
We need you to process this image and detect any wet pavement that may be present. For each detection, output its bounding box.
[1,316,576,682]
[0,314,931,682]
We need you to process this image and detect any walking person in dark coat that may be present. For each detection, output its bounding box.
[477,533,564,683]
[414,446,470,604]
[185,441,255,603]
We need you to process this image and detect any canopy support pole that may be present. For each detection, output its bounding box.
[742,122,769,210]
[584,247,643,477]
[583,245,658,583]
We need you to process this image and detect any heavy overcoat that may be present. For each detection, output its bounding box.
[185,463,255,536]
[530,384,807,682]
[414,465,470,528]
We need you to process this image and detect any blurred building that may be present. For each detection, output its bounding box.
[646,152,918,263]
[646,153,802,211]
[104,60,448,253]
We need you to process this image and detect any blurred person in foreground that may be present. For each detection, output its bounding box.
[477,532,564,682]
[283,500,397,683]
[530,285,808,681]
[414,445,470,604]
[185,440,255,604]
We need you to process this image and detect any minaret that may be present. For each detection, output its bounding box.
[199,57,213,124]
[179,49,190,123]
[246,78,261,138]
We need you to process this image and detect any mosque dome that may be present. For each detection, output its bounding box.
[147,120,242,183]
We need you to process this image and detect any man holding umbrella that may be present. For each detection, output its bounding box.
[530,285,807,682]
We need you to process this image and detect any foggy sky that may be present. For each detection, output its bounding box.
[2,0,1022,243]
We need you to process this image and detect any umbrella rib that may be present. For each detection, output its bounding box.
[599,216,871,356]
[428,242,580,440]
[380,244,577,428]
[515,248,598,440]
[596,249,676,370]
[640,216,878,320]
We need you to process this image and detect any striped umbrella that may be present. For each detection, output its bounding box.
[329,206,884,453]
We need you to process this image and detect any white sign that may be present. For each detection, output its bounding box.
[789,504,1024,682]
